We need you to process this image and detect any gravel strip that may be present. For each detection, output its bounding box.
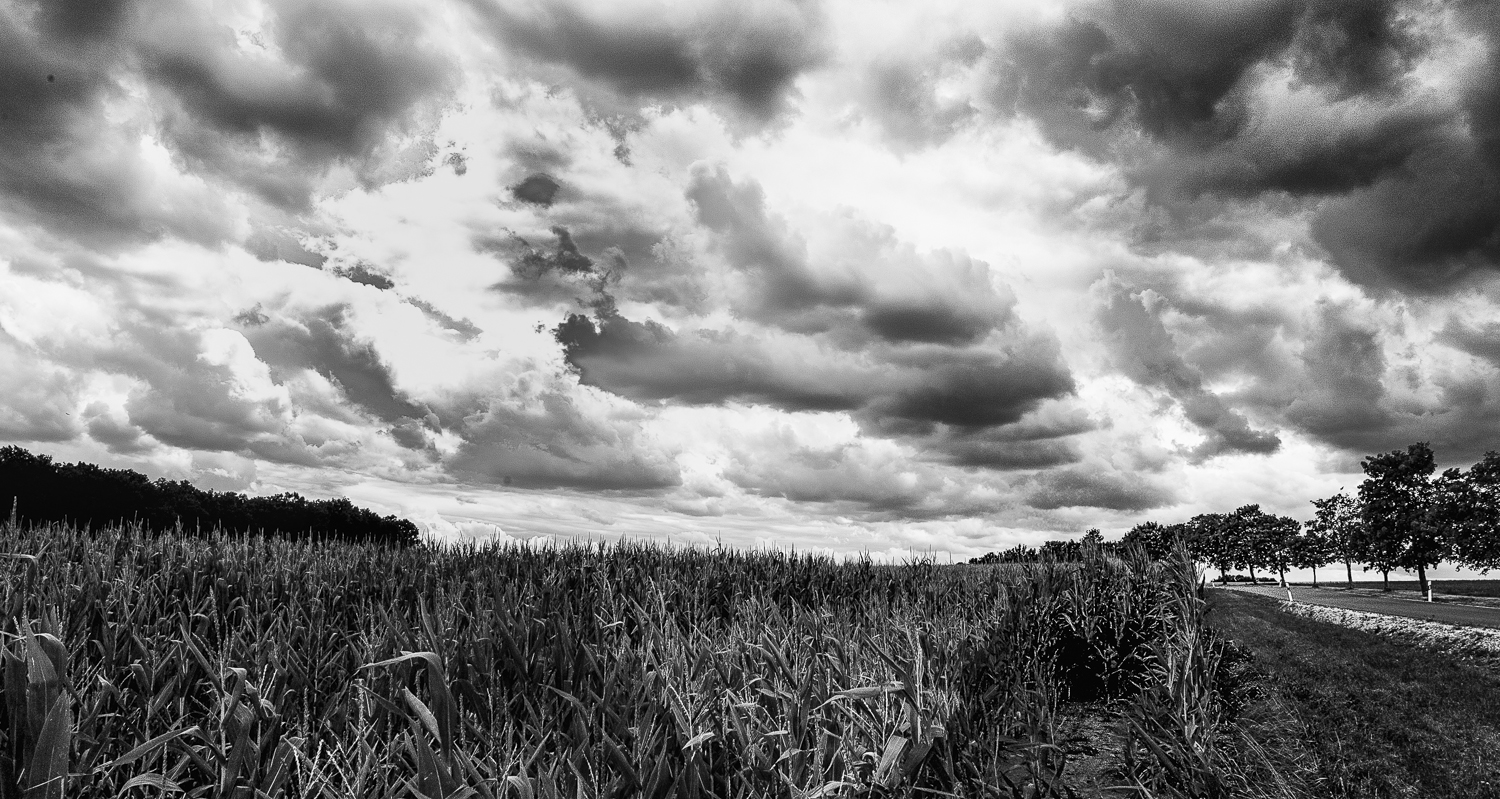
[1280,600,1500,666]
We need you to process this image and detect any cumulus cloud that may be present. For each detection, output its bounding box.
[0,1,235,248]
[102,325,294,456]
[1094,273,1281,457]
[0,330,81,443]
[442,380,681,491]
[686,165,1016,344]
[1025,464,1175,511]
[996,0,1500,290]
[1279,299,1392,448]
[238,304,435,447]
[554,291,1073,433]
[140,0,456,211]
[918,402,1094,470]
[720,437,942,511]
[0,0,455,256]
[1094,268,1500,465]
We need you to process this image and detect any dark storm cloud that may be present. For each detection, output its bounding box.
[144,0,450,156]
[999,0,1500,290]
[539,164,1077,481]
[555,311,851,410]
[686,166,1012,345]
[484,147,709,312]
[239,305,435,440]
[0,0,452,248]
[482,226,625,305]
[0,335,81,444]
[244,227,329,268]
[141,0,455,211]
[403,298,482,342]
[1280,300,1391,448]
[85,325,291,455]
[82,403,152,454]
[31,0,134,44]
[920,407,1095,470]
[512,174,561,207]
[861,346,1077,430]
[0,1,234,247]
[941,437,1081,470]
[720,444,939,510]
[1025,465,1175,511]
[444,389,681,491]
[554,307,1074,433]
[998,0,1417,156]
[1094,274,1281,457]
[1095,280,1500,464]
[332,263,396,291]
[1443,319,1500,366]
[464,0,826,121]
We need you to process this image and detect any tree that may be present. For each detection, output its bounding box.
[0,445,420,545]
[1185,512,1234,584]
[1441,452,1500,572]
[1289,527,1336,587]
[1252,512,1302,587]
[1222,505,1299,585]
[1357,442,1448,600]
[1307,492,1363,585]
[1121,521,1175,560]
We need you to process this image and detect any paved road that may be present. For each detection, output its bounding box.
[1221,584,1500,630]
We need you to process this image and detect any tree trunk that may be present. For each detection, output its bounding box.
[1345,559,1353,586]
[1418,564,1430,602]
[1382,569,1389,591]
[1219,566,1227,585]
[1278,565,1286,587]
[1312,564,1319,588]
[1249,565,1258,582]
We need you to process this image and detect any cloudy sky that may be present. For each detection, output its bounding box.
[5,0,1500,558]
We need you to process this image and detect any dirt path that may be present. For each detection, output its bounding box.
[1222,584,1500,630]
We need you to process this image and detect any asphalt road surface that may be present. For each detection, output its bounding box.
[1221,584,1500,630]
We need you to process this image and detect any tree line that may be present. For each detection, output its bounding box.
[1119,442,1500,598]
[966,529,1107,565]
[0,446,419,545]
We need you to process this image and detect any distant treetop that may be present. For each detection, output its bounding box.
[0,446,419,545]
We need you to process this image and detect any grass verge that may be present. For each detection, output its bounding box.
[1207,588,1500,799]
[1297,579,1500,599]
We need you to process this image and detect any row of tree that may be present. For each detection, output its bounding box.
[1119,443,1500,598]
[0,446,420,545]
[966,530,1108,564]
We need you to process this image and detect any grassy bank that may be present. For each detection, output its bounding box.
[1207,589,1500,799]
[0,522,1305,797]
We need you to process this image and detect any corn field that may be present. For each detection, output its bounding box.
[0,521,1309,798]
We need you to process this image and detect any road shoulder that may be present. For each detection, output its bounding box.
[1220,583,1500,629]
[1279,600,1500,668]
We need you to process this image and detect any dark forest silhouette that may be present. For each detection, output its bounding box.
[0,446,418,545]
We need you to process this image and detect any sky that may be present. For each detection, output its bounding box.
[5,0,1500,560]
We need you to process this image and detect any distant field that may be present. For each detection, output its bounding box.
[1292,579,1500,598]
